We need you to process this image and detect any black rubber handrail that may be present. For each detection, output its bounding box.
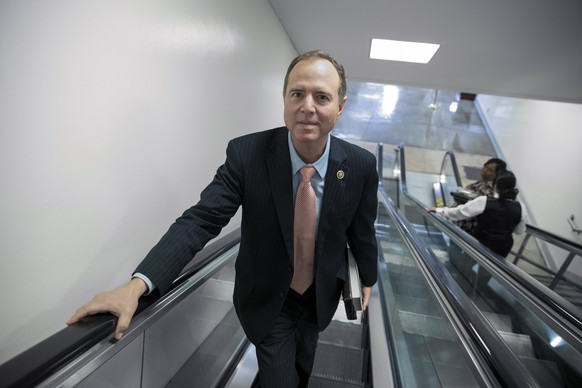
[0,314,117,388]
[0,229,241,388]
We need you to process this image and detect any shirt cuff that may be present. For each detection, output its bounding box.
[132,273,155,295]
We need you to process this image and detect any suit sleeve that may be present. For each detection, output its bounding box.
[347,154,379,287]
[133,140,244,295]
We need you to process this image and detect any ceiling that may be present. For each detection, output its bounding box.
[268,0,582,104]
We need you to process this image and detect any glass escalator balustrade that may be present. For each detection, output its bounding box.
[375,202,487,387]
[398,194,582,387]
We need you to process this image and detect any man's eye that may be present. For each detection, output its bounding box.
[317,95,331,102]
[291,91,302,98]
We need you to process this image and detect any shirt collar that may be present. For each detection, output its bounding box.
[288,132,330,179]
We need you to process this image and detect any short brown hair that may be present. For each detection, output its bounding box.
[283,50,347,104]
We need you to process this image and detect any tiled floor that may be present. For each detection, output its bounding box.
[334,81,497,182]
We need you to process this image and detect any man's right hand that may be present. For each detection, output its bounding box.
[67,277,147,340]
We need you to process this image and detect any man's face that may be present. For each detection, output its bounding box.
[481,162,498,182]
[284,58,346,149]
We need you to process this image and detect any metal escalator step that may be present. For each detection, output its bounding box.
[310,342,365,386]
[308,373,366,387]
[318,320,365,350]
[498,331,535,358]
[482,311,513,332]
[519,356,564,387]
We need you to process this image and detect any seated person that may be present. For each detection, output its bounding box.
[453,158,506,233]
[430,170,529,258]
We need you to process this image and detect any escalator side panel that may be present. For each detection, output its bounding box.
[76,336,143,388]
[368,283,397,388]
[142,264,236,388]
[168,308,246,388]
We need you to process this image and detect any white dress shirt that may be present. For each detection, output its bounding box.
[436,195,529,234]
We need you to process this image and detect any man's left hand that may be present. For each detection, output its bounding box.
[361,286,371,311]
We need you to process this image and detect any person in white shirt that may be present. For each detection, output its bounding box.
[429,170,529,257]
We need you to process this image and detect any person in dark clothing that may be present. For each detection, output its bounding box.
[452,157,507,233]
[429,170,529,257]
[67,50,378,388]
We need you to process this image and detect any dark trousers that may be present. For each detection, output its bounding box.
[255,285,319,388]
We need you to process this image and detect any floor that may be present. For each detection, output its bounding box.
[334,81,497,181]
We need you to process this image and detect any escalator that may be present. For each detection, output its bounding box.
[0,230,253,388]
[379,143,582,387]
[374,198,497,387]
[0,227,377,388]
[4,143,582,387]
[1,188,524,387]
[1,197,511,387]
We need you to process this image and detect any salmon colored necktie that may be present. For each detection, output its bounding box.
[290,165,317,294]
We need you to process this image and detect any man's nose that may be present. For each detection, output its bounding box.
[301,95,316,112]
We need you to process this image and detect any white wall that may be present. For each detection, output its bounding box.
[0,0,296,364]
[476,94,582,271]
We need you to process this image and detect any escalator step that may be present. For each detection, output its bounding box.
[519,356,564,387]
[308,374,367,387]
[318,320,365,349]
[310,342,365,386]
[498,331,535,358]
[482,311,513,332]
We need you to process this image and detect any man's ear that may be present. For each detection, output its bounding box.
[338,96,347,116]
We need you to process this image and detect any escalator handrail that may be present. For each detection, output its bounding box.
[439,150,463,187]
[395,144,582,332]
[378,188,540,388]
[0,229,241,388]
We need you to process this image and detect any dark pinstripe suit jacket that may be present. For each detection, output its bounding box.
[135,126,378,344]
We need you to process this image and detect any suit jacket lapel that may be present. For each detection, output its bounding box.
[317,137,348,251]
[267,129,294,261]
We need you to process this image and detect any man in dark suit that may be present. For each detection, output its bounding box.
[68,50,378,387]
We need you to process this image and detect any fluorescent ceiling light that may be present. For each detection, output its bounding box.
[370,38,440,64]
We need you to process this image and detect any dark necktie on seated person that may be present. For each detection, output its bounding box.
[290,165,317,294]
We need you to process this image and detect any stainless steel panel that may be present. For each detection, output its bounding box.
[76,334,143,388]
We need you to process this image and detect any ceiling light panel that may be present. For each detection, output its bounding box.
[370,38,440,64]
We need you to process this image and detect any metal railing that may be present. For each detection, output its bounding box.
[511,224,582,292]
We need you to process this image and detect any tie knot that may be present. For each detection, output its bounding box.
[300,165,316,182]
